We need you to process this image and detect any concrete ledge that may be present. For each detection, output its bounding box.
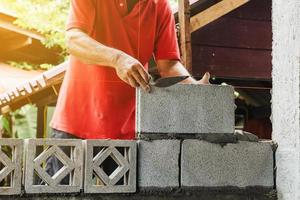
[0,188,276,200]
[137,140,180,189]
[136,84,235,138]
[181,140,274,188]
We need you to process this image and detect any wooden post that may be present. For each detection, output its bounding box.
[36,105,47,138]
[178,0,192,73]
[190,0,249,32]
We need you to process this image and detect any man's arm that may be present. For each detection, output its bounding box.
[156,60,210,84]
[66,28,151,91]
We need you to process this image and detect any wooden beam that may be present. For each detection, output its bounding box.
[0,62,67,110]
[178,0,192,73]
[190,0,249,32]
[0,36,32,52]
[0,13,44,41]
[0,82,62,114]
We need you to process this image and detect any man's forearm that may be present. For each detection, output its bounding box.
[66,28,151,91]
[66,29,122,67]
[156,60,197,83]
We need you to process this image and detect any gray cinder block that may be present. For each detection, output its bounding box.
[84,140,136,193]
[181,140,274,188]
[0,139,23,195]
[136,84,235,138]
[138,140,180,189]
[24,139,83,194]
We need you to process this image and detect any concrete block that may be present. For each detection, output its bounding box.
[84,140,136,193]
[181,140,274,188]
[138,140,180,189]
[136,84,235,138]
[0,139,23,195]
[24,139,83,194]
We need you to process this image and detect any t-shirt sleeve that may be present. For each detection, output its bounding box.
[154,0,181,61]
[66,0,96,34]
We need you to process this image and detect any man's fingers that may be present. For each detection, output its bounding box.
[136,64,150,83]
[131,68,150,92]
[127,76,139,88]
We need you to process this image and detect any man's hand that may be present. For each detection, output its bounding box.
[114,52,151,92]
[156,60,211,85]
[197,72,210,84]
[66,28,151,92]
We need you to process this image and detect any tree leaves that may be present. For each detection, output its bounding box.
[0,115,12,137]
[11,105,37,139]
[1,0,69,50]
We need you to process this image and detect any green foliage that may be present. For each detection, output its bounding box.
[0,0,70,50]
[8,61,54,71]
[0,0,70,70]
[0,106,37,139]
[8,61,35,70]
[0,115,12,137]
[11,105,37,139]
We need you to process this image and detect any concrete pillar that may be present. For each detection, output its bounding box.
[272,0,300,199]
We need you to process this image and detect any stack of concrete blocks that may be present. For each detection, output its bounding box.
[136,84,274,191]
[84,140,136,193]
[0,139,23,195]
[24,139,83,194]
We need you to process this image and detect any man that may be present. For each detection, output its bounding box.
[50,0,210,140]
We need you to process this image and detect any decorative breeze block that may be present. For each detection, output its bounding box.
[24,139,83,194]
[84,140,136,193]
[0,139,23,195]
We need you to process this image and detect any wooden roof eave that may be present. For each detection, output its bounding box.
[0,11,44,41]
[0,61,68,115]
[0,11,62,64]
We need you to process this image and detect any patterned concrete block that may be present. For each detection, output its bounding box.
[181,140,274,188]
[136,84,235,138]
[138,140,180,189]
[24,139,83,194]
[84,140,136,193]
[0,139,23,195]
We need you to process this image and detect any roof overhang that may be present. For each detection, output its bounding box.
[0,11,62,64]
[0,61,68,114]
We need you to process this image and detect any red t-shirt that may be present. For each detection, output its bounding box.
[50,0,180,139]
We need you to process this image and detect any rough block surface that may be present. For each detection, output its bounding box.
[0,139,23,195]
[181,140,274,188]
[84,140,137,193]
[24,139,83,194]
[136,84,235,137]
[138,140,180,189]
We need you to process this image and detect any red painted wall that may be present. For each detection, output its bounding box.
[191,0,272,80]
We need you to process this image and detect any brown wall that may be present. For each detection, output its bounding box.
[191,0,272,80]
